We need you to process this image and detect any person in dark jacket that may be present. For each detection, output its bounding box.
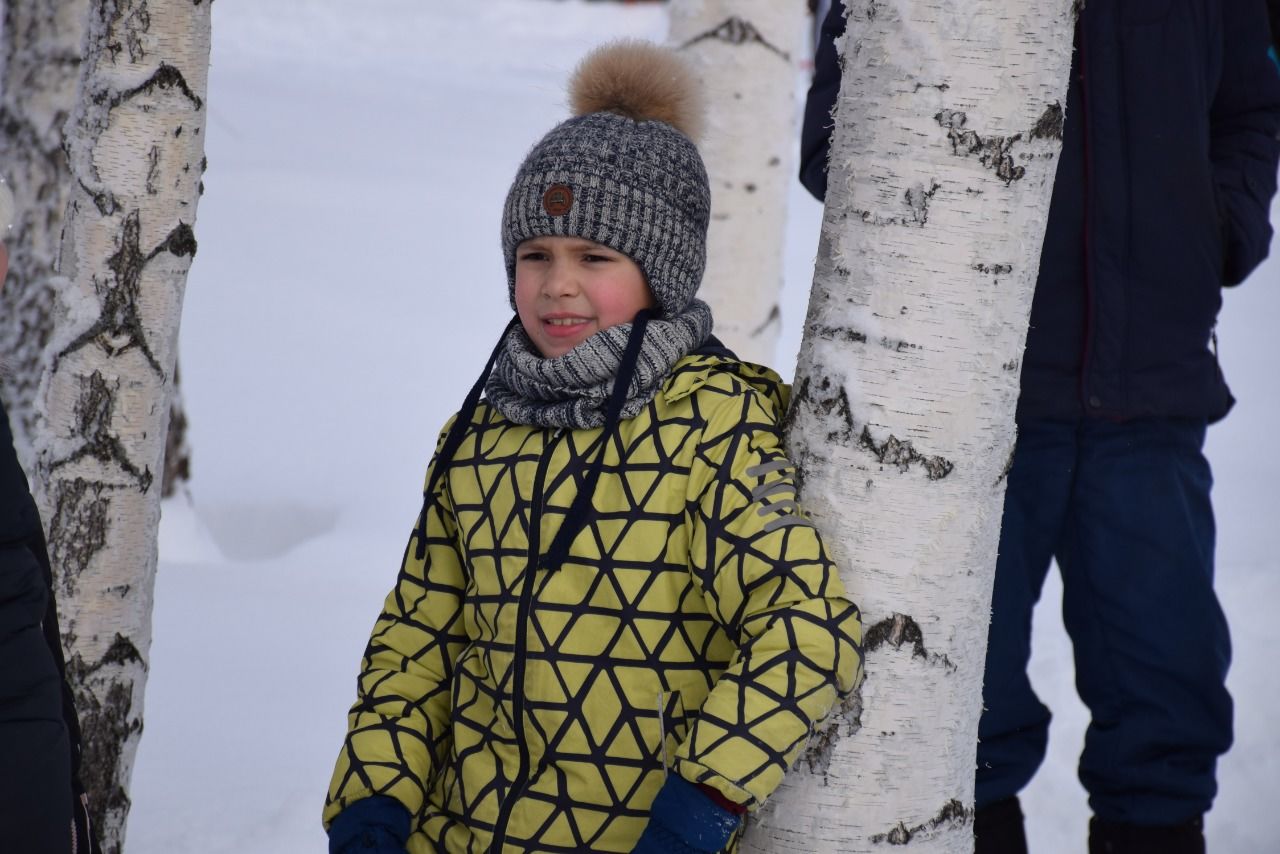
[801,2,1280,852]
[0,238,101,854]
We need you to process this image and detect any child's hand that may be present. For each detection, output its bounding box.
[632,775,742,854]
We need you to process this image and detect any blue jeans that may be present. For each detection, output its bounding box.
[975,418,1232,825]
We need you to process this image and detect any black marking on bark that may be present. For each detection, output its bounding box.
[865,613,926,659]
[1030,102,1065,141]
[162,362,191,497]
[56,209,183,378]
[749,304,781,337]
[149,221,197,259]
[801,690,864,780]
[811,323,867,345]
[935,110,1026,184]
[65,634,146,854]
[101,0,152,65]
[905,180,941,226]
[852,208,908,227]
[869,799,972,845]
[145,145,161,195]
[912,81,950,92]
[880,337,921,353]
[78,177,120,217]
[858,426,954,480]
[975,262,1014,287]
[679,17,791,61]
[864,614,958,672]
[50,371,154,491]
[793,375,857,443]
[744,182,758,193]
[97,62,204,112]
[48,478,112,599]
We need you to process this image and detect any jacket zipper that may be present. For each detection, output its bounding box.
[488,426,563,854]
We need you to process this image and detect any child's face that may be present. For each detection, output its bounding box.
[514,236,656,358]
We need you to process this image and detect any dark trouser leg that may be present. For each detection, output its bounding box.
[1059,418,1232,827]
[1089,814,1206,854]
[976,419,1077,809]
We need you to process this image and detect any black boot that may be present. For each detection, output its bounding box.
[974,797,1028,854]
[1089,815,1205,854]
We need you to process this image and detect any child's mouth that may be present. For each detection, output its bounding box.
[543,316,591,337]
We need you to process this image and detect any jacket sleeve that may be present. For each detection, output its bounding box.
[800,0,847,202]
[674,388,863,810]
[1212,0,1280,285]
[323,420,469,828]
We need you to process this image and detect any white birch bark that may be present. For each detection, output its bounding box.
[0,0,89,471]
[743,2,1075,851]
[668,1,805,366]
[33,1,210,850]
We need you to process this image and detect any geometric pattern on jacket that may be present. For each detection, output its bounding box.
[324,353,864,853]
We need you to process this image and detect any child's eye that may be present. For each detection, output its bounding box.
[518,251,548,262]
[583,253,612,263]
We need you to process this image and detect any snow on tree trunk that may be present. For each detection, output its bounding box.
[668,2,804,366]
[742,2,1074,852]
[32,0,210,849]
[0,0,90,472]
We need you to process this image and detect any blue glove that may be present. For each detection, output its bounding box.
[632,774,743,854]
[328,796,411,854]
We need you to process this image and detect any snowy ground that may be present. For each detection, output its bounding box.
[127,2,1279,852]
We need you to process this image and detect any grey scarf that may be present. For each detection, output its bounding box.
[485,300,714,429]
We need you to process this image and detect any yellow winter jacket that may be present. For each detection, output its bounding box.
[324,352,863,853]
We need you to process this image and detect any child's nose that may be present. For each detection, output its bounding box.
[544,262,578,297]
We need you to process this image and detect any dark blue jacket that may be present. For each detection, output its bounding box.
[802,0,1280,422]
[1,400,99,854]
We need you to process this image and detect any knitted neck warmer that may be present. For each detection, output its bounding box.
[485,299,714,429]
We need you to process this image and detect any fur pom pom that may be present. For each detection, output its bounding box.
[568,40,705,142]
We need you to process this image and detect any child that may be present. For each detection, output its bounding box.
[323,41,862,854]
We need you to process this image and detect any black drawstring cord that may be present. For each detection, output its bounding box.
[414,315,521,561]
[542,308,655,573]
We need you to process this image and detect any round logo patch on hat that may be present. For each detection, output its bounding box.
[542,184,574,216]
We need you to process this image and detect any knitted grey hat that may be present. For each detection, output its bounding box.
[501,41,711,319]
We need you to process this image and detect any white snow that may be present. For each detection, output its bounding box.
[128,1,1279,851]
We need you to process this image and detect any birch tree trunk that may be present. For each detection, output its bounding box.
[0,0,89,471]
[668,1,805,366]
[33,1,211,849]
[743,2,1074,851]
